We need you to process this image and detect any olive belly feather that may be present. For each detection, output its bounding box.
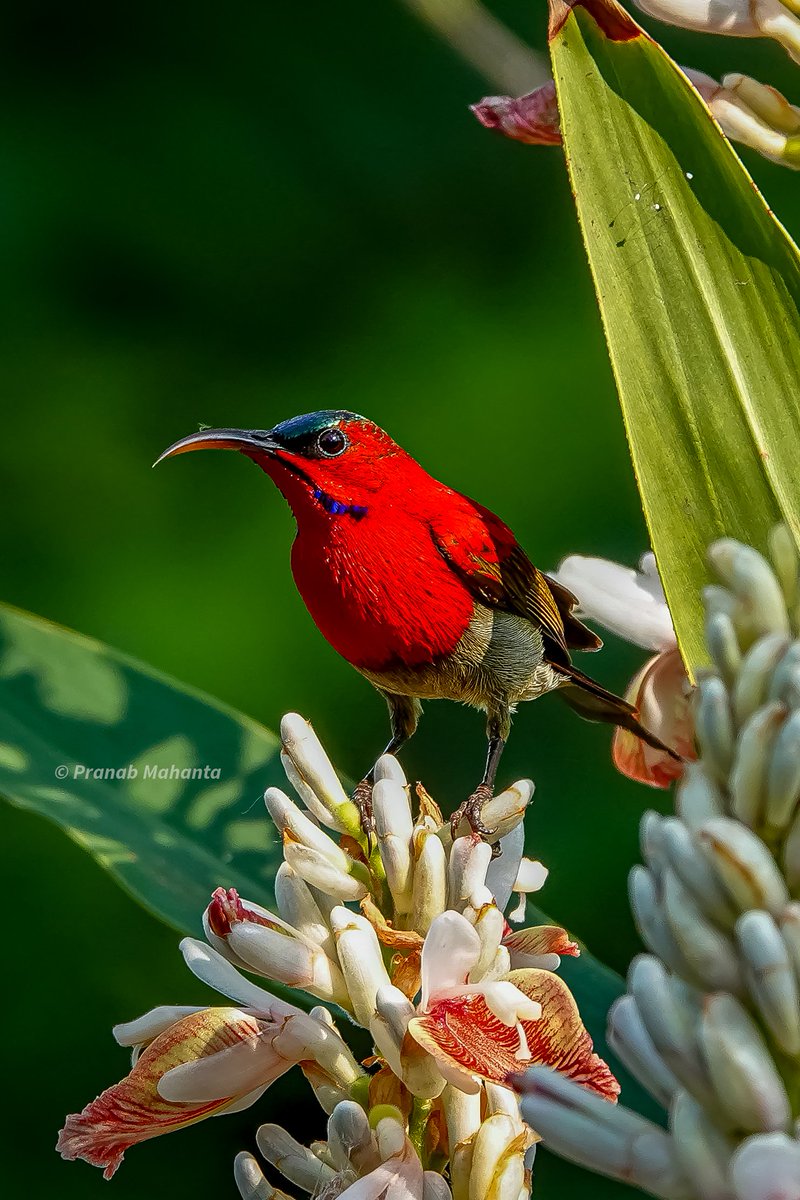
[359,604,569,709]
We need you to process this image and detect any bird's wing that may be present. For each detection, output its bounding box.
[429,493,602,660]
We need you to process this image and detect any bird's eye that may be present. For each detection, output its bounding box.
[316,427,348,457]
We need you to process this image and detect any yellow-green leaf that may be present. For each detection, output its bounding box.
[548,0,800,670]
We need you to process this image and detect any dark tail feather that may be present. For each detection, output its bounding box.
[557,663,682,761]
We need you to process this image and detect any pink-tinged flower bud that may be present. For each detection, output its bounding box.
[57,1007,301,1178]
[204,888,349,1008]
[471,83,562,145]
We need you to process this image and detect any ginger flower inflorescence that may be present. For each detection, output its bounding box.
[515,529,800,1200]
[58,713,617,1197]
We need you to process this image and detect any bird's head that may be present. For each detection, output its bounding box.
[156,411,411,519]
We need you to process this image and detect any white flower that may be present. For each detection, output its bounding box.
[632,0,800,64]
[57,939,363,1180]
[552,552,694,788]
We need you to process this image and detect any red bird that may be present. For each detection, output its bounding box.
[157,411,678,840]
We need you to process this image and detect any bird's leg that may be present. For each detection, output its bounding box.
[450,706,509,844]
[353,693,421,842]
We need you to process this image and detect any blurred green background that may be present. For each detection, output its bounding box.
[3,1,798,1195]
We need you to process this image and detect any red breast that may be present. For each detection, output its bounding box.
[272,445,477,672]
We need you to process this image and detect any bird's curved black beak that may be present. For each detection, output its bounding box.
[153,428,279,467]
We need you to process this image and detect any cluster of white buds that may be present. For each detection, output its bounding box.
[234,1085,530,1200]
[514,529,800,1200]
[59,713,617,1197]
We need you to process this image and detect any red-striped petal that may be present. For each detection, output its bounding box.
[408,970,618,1101]
[57,1008,286,1178]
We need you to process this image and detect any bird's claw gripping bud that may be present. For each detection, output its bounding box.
[450,784,498,844]
[352,777,376,850]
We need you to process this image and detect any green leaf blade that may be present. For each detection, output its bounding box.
[549,0,800,668]
[0,602,286,934]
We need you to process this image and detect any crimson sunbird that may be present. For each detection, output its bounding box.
[157,411,678,841]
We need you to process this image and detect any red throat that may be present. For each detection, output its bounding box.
[244,430,477,673]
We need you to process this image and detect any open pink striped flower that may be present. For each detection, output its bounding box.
[553,552,695,788]
[57,939,362,1178]
[403,911,618,1100]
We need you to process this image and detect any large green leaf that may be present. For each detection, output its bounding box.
[548,0,800,669]
[0,601,659,1125]
[0,602,285,934]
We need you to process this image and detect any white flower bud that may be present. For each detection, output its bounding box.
[282,842,369,902]
[607,995,680,1110]
[255,1125,338,1193]
[448,837,493,912]
[375,1117,406,1162]
[423,1172,454,1200]
[279,713,361,834]
[371,985,445,1100]
[704,609,742,687]
[669,1092,736,1199]
[699,994,791,1133]
[736,910,800,1056]
[657,817,736,928]
[733,634,791,727]
[766,708,800,832]
[274,862,336,957]
[693,676,735,786]
[468,1114,521,1200]
[783,802,800,891]
[728,701,786,827]
[708,540,792,640]
[662,869,742,993]
[272,1011,363,1088]
[629,956,717,1112]
[700,817,789,914]
[469,901,507,982]
[629,866,703,982]
[675,763,726,832]
[412,832,448,934]
[233,1151,275,1200]
[326,1101,375,1173]
[265,788,349,867]
[516,1068,692,1199]
[441,1084,482,1152]
[730,1132,800,1200]
[373,776,414,915]
[329,907,391,1028]
[374,753,408,786]
[222,920,349,1008]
